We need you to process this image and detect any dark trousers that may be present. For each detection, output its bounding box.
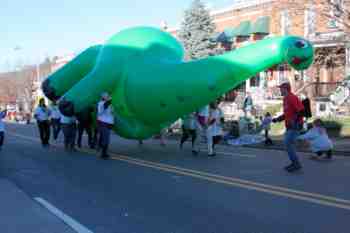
[98,122,112,157]
[37,120,50,146]
[316,150,333,158]
[77,123,93,148]
[51,118,61,140]
[0,131,4,148]
[61,123,77,150]
[264,129,273,145]
[212,135,222,148]
[180,127,197,148]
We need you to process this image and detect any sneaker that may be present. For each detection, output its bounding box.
[284,163,294,170]
[192,150,198,156]
[208,153,216,157]
[326,150,333,159]
[100,155,110,160]
[286,163,302,172]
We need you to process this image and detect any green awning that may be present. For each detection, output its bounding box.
[211,32,230,43]
[251,16,270,34]
[235,21,251,37]
[223,27,237,41]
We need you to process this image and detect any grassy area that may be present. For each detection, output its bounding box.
[270,116,350,138]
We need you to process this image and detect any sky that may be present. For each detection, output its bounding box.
[1,0,234,71]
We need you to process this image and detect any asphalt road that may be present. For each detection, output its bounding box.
[1,122,350,233]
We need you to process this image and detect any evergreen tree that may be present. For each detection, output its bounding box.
[178,0,219,60]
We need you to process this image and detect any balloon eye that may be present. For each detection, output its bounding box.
[295,40,307,48]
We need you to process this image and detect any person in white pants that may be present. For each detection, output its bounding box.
[207,102,224,157]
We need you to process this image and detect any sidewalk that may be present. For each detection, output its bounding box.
[241,136,350,156]
[0,178,75,233]
[167,133,350,156]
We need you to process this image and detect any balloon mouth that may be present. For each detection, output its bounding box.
[291,56,309,65]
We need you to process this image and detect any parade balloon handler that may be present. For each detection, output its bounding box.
[60,112,77,152]
[34,98,51,147]
[180,112,199,155]
[50,101,61,142]
[97,92,114,159]
[76,106,95,149]
[207,102,224,157]
[297,119,333,160]
[272,82,305,172]
[0,108,7,151]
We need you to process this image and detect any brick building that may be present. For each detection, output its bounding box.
[168,0,350,111]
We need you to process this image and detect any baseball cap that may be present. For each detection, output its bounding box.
[101,92,111,100]
[278,82,291,90]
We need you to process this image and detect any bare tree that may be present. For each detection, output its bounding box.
[313,46,346,95]
[322,0,350,34]
[17,69,37,113]
[0,77,18,108]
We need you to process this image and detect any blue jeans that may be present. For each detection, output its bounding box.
[284,129,300,163]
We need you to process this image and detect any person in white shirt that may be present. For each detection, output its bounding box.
[34,98,51,147]
[60,111,77,152]
[297,119,333,159]
[97,92,114,159]
[207,102,224,156]
[180,112,199,155]
[50,101,61,141]
[0,109,7,151]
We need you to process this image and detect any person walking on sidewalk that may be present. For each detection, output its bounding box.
[50,101,61,142]
[97,92,114,159]
[272,82,304,172]
[243,92,254,117]
[34,98,51,147]
[261,112,273,146]
[0,108,7,151]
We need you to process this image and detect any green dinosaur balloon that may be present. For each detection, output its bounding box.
[42,26,314,139]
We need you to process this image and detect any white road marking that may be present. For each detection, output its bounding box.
[34,197,94,233]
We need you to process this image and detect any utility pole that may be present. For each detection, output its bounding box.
[346,42,350,80]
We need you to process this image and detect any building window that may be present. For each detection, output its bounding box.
[281,10,291,35]
[328,0,344,28]
[277,64,288,84]
[304,6,316,38]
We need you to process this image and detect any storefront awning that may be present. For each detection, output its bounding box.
[223,27,237,41]
[251,16,270,34]
[235,21,251,37]
[211,32,229,43]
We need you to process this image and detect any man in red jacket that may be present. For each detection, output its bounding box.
[273,82,304,172]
